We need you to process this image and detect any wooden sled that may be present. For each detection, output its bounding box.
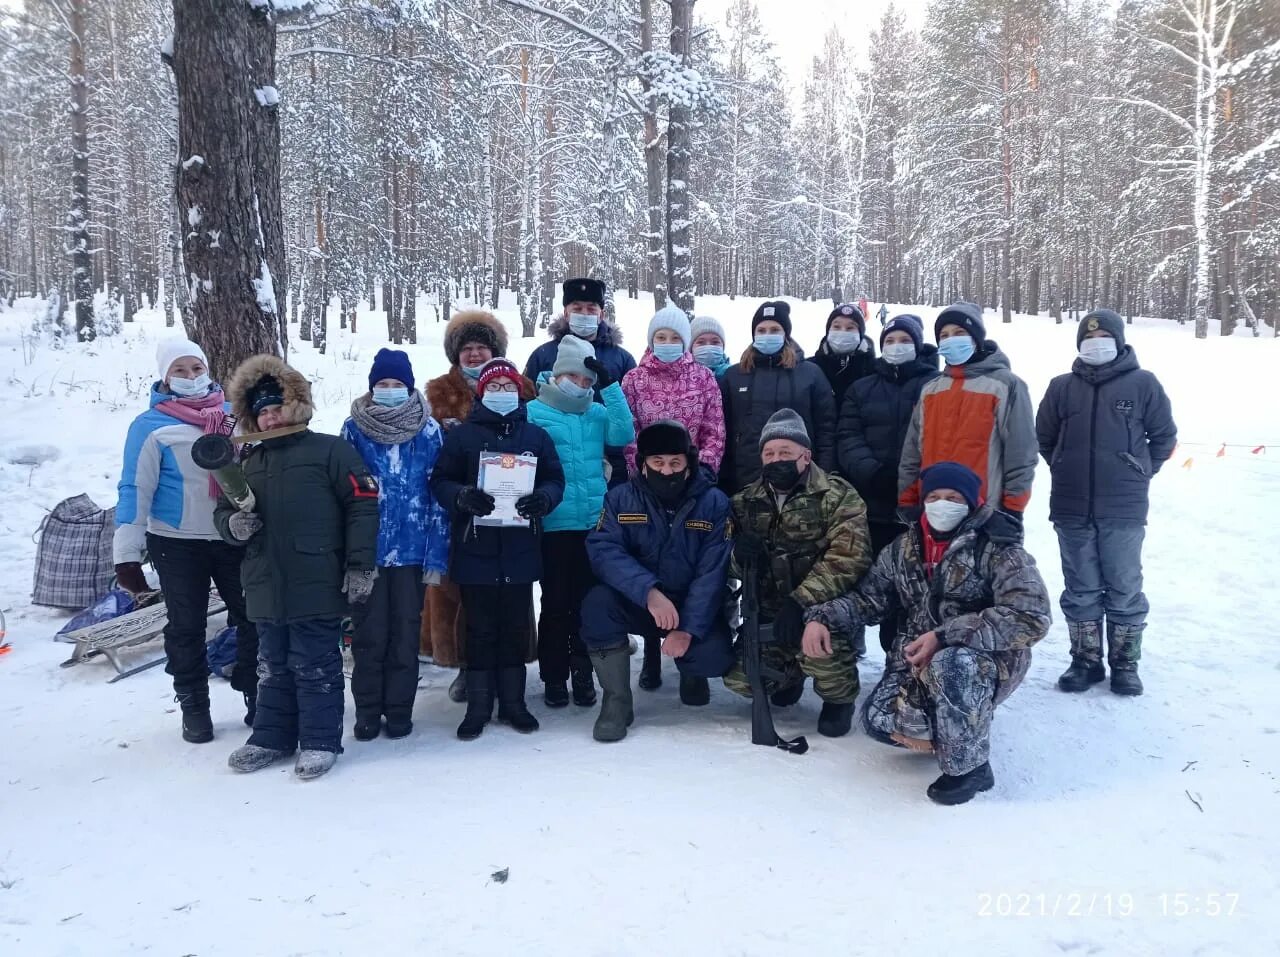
[59,590,226,683]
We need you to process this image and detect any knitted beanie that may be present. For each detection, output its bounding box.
[827,303,866,334]
[751,301,793,338]
[476,358,521,397]
[690,315,726,344]
[368,348,415,391]
[921,461,982,511]
[648,304,692,349]
[880,314,925,351]
[1077,309,1126,349]
[934,302,985,348]
[758,408,811,451]
[156,338,208,380]
[552,335,596,379]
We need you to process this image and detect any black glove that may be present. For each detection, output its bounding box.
[114,562,150,594]
[732,532,768,568]
[772,598,805,648]
[456,486,496,517]
[583,356,612,389]
[515,490,553,520]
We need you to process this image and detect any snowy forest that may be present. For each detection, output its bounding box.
[0,0,1277,366]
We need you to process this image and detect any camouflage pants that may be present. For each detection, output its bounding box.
[862,646,998,776]
[723,630,860,705]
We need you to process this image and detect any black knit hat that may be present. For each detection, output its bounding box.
[562,277,606,308]
[752,301,792,338]
[827,303,865,334]
[934,302,985,349]
[247,375,285,415]
[635,419,697,469]
[1078,309,1126,349]
[881,314,924,351]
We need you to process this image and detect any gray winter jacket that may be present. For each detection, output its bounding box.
[1035,346,1177,524]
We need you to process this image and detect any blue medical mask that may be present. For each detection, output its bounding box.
[372,387,410,407]
[826,330,862,355]
[557,378,593,399]
[461,363,484,380]
[693,344,725,368]
[568,314,600,338]
[882,343,916,365]
[938,335,976,366]
[481,391,519,416]
[754,333,785,356]
[168,373,212,398]
[653,343,685,363]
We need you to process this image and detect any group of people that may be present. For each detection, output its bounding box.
[112,276,1176,803]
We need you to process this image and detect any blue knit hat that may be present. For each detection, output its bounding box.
[881,314,924,351]
[369,348,414,391]
[921,462,982,511]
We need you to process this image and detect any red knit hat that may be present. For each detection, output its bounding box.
[475,358,520,397]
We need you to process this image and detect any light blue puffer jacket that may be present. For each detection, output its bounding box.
[527,378,634,532]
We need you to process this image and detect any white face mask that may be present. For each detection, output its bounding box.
[168,373,212,397]
[826,330,861,354]
[882,343,916,365]
[924,499,969,533]
[1078,337,1118,366]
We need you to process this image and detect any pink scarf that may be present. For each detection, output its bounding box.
[157,388,230,499]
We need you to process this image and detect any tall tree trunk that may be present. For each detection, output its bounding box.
[68,0,94,341]
[640,0,668,308]
[666,0,696,314]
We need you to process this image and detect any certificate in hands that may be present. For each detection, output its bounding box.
[477,452,538,528]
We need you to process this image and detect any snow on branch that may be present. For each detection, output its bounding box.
[487,0,627,59]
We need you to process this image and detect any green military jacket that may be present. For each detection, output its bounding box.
[731,463,871,619]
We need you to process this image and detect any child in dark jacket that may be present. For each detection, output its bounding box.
[430,358,566,740]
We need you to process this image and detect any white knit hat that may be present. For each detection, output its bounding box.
[648,304,692,350]
[156,338,208,380]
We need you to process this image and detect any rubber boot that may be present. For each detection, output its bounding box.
[456,669,495,740]
[176,692,213,744]
[295,749,337,780]
[927,761,995,806]
[639,636,663,691]
[447,668,468,703]
[1058,620,1106,692]
[590,645,634,742]
[678,673,710,706]
[353,713,382,742]
[496,666,539,733]
[569,654,597,707]
[817,701,854,737]
[228,744,293,773]
[1108,622,1145,696]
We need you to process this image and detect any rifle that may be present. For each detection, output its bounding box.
[741,557,808,755]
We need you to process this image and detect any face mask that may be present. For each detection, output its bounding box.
[168,373,212,398]
[938,335,976,366]
[826,331,861,355]
[568,314,600,339]
[754,333,785,356]
[372,387,409,407]
[653,343,685,364]
[644,469,688,507]
[693,345,725,368]
[461,363,484,380]
[557,378,593,399]
[762,459,806,492]
[481,391,519,416]
[882,343,917,365]
[1078,338,1118,366]
[924,499,970,533]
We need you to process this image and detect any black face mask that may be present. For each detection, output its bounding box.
[644,469,688,507]
[762,459,806,492]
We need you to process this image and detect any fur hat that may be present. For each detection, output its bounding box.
[1077,309,1126,349]
[934,302,986,348]
[368,348,414,391]
[635,419,697,470]
[443,310,508,367]
[752,301,792,338]
[476,358,521,397]
[228,354,314,428]
[759,408,811,451]
[648,304,692,349]
[690,315,725,344]
[881,314,925,351]
[562,277,606,308]
[156,338,208,380]
[826,303,866,334]
[921,461,982,511]
[552,335,596,379]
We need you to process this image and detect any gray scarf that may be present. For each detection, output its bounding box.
[535,377,593,415]
[349,391,429,445]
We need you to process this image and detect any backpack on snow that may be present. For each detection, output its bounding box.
[32,494,117,609]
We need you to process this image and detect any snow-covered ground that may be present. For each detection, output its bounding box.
[1,291,1277,956]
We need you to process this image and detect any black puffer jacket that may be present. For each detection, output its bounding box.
[1035,346,1176,524]
[719,345,837,494]
[807,336,877,409]
[836,346,941,523]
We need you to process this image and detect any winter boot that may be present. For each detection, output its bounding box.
[227,744,293,773]
[927,761,995,806]
[295,749,338,780]
[1108,622,1145,696]
[591,645,634,742]
[569,655,597,707]
[176,692,213,744]
[496,666,540,733]
[770,679,805,707]
[1058,620,1106,692]
[353,713,382,742]
[678,674,710,706]
[447,668,468,704]
[456,669,495,741]
[384,718,413,739]
[543,680,570,709]
[243,690,257,728]
[817,702,854,737]
[639,636,663,691]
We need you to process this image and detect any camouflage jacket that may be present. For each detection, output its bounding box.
[732,464,871,619]
[807,508,1051,699]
